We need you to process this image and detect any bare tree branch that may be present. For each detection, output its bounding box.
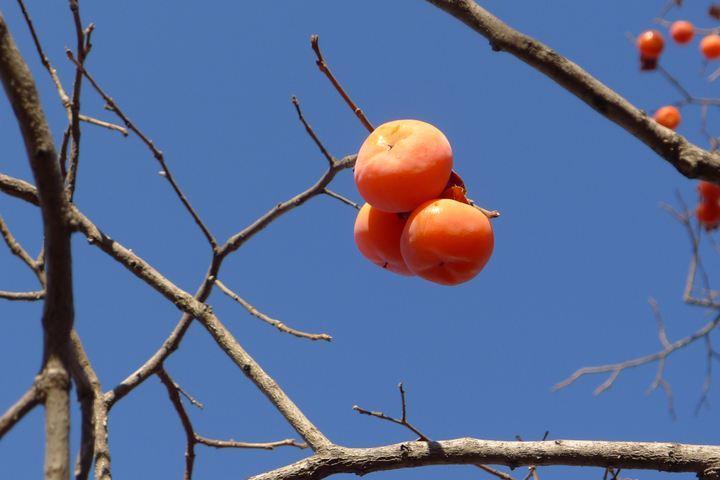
[157,368,198,480]
[353,383,431,442]
[554,313,720,393]
[424,0,720,182]
[0,12,74,479]
[322,188,359,209]
[103,154,354,407]
[65,50,218,249]
[249,438,720,480]
[69,330,111,480]
[0,289,45,301]
[310,35,374,133]
[15,0,125,138]
[214,279,332,341]
[0,383,42,439]
[0,215,39,272]
[195,436,306,450]
[158,368,307,480]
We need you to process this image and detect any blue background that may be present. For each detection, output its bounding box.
[2,1,720,479]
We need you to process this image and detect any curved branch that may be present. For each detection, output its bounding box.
[425,0,720,181]
[249,439,720,480]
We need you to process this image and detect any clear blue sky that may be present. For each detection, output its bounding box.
[2,1,720,479]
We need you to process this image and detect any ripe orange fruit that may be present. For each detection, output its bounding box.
[653,106,681,129]
[354,203,413,276]
[670,21,694,44]
[698,180,720,201]
[355,119,453,213]
[696,201,720,230]
[637,30,665,59]
[400,199,494,285]
[700,34,720,59]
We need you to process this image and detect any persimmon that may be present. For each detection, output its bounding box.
[698,180,720,201]
[354,203,413,276]
[696,201,720,230]
[700,34,720,59]
[400,199,494,285]
[355,119,453,213]
[636,30,664,59]
[670,21,694,44]
[653,105,681,129]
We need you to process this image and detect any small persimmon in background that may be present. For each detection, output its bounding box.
[637,30,665,59]
[696,201,720,230]
[354,119,452,213]
[354,203,412,276]
[670,21,694,44]
[698,180,720,201]
[700,34,720,59]
[653,105,681,129]
[696,181,720,230]
[400,199,494,286]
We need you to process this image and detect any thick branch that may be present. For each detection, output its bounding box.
[0,12,74,480]
[425,0,720,181]
[250,439,720,480]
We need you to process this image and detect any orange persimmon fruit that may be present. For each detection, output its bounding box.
[670,21,694,44]
[355,119,453,213]
[400,199,494,286]
[653,105,681,129]
[701,34,720,59]
[637,30,665,59]
[354,203,413,276]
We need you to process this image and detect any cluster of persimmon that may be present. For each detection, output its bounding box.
[697,180,720,230]
[352,119,494,286]
[637,22,720,65]
[637,22,720,131]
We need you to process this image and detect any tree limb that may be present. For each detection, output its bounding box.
[249,439,720,480]
[0,11,74,480]
[424,0,720,181]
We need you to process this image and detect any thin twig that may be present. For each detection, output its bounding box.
[0,215,38,272]
[310,35,374,132]
[554,313,720,392]
[214,279,332,341]
[158,367,307,480]
[323,188,360,209]
[65,51,218,249]
[195,436,307,450]
[157,368,197,480]
[353,383,431,442]
[65,0,88,198]
[291,96,334,166]
[79,114,127,135]
[476,464,517,480]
